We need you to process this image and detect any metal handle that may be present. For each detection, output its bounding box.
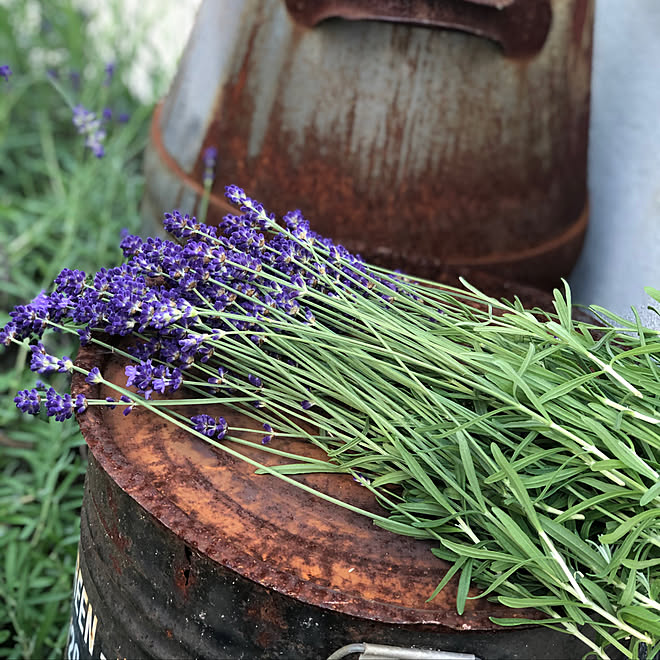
[327,642,481,660]
[284,0,552,57]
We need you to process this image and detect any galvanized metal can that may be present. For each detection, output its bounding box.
[64,270,614,660]
[142,0,594,289]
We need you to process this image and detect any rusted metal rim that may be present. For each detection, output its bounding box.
[149,102,588,274]
[72,336,546,630]
[283,0,553,57]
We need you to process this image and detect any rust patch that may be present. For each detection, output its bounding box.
[89,485,132,576]
[246,595,290,650]
[153,1,593,291]
[284,0,551,57]
[174,564,195,599]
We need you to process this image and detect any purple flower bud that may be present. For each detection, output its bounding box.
[77,327,92,346]
[353,472,371,487]
[120,394,134,416]
[248,374,262,389]
[103,62,115,86]
[30,343,60,374]
[75,393,88,414]
[44,387,81,421]
[85,367,103,384]
[14,389,41,415]
[0,322,17,346]
[1,65,12,83]
[225,185,247,206]
[190,414,227,439]
[72,105,106,158]
[202,146,217,186]
[301,400,313,410]
[54,268,86,296]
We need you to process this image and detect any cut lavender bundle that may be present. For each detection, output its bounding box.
[2,187,659,659]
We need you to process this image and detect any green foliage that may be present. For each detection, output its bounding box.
[0,0,162,656]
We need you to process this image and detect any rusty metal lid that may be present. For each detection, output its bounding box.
[284,0,552,56]
[72,322,547,630]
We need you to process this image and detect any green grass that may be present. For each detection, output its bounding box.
[0,1,165,656]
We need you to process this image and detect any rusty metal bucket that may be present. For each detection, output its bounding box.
[142,0,593,290]
[64,269,608,660]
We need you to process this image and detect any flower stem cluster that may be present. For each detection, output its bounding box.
[2,186,402,448]
[72,104,106,158]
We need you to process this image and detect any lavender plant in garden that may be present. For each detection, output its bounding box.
[2,187,659,659]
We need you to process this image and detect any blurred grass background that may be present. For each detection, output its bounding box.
[0,0,194,655]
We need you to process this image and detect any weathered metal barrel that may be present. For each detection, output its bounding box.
[142,0,594,290]
[64,271,609,660]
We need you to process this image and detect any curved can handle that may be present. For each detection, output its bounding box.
[327,642,481,660]
[284,0,552,57]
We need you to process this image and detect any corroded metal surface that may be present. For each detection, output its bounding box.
[283,0,552,57]
[74,351,513,629]
[144,0,593,291]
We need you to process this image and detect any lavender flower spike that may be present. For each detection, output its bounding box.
[1,65,11,82]
[72,104,106,158]
[191,414,228,440]
[14,389,41,415]
[202,146,218,186]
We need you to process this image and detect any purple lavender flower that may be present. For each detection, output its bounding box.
[72,105,106,158]
[9,304,49,340]
[29,343,60,374]
[54,268,86,296]
[102,107,112,120]
[225,185,247,206]
[77,327,92,346]
[103,62,115,86]
[14,389,41,415]
[163,210,198,239]
[118,112,130,123]
[125,359,156,398]
[0,323,17,346]
[85,367,103,384]
[353,472,371,487]
[1,65,11,83]
[75,393,88,414]
[119,231,143,258]
[119,394,134,416]
[202,146,217,186]
[190,414,227,439]
[248,374,262,389]
[45,388,86,421]
[301,399,313,410]
[152,365,182,394]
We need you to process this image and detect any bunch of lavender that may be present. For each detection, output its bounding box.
[3,187,659,659]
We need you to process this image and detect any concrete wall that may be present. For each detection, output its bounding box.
[569,1,660,326]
